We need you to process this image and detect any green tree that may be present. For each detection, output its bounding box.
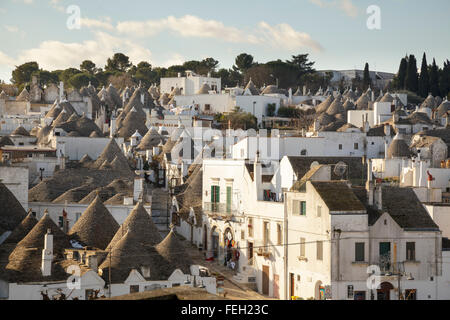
[233,53,255,73]
[429,58,440,97]
[418,53,430,97]
[80,60,98,75]
[105,53,132,73]
[286,53,315,83]
[439,60,450,99]
[32,70,59,86]
[393,56,408,89]
[362,63,372,90]
[11,62,39,87]
[133,61,154,87]
[58,68,82,88]
[405,54,419,93]
[68,73,98,89]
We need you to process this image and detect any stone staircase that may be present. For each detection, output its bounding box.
[232,264,257,291]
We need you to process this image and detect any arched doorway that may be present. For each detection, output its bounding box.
[315,281,324,300]
[377,282,394,300]
[224,228,234,267]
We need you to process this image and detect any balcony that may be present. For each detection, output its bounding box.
[203,202,238,216]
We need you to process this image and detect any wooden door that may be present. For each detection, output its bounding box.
[290,273,295,299]
[262,266,270,296]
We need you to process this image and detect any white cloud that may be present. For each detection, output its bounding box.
[4,25,19,33]
[1,32,152,72]
[117,15,321,51]
[257,22,323,52]
[309,0,358,17]
[80,17,114,31]
[49,0,65,12]
[159,53,186,68]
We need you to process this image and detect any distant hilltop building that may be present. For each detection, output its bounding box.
[160,70,221,96]
[318,69,395,89]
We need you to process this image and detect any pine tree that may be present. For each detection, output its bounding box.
[429,58,440,97]
[363,63,372,90]
[405,54,419,93]
[418,53,430,98]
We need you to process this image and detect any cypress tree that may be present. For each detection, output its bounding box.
[363,63,372,90]
[405,54,419,93]
[440,60,450,99]
[429,58,440,97]
[418,53,430,97]
[396,56,408,90]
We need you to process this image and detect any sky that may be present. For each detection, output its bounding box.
[0,0,449,83]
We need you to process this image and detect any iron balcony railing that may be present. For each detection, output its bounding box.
[203,202,239,215]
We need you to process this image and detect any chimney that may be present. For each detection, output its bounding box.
[366,159,374,206]
[374,185,383,210]
[134,178,144,202]
[363,114,370,133]
[87,255,98,270]
[254,151,262,201]
[41,229,53,277]
[59,81,64,102]
[384,124,390,136]
[384,141,389,159]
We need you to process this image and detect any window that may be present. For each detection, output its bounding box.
[277,223,282,246]
[58,216,64,228]
[248,218,253,237]
[292,201,306,215]
[354,143,359,150]
[339,144,343,150]
[299,238,306,257]
[301,149,307,156]
[347,285,354,299]
[317,205,322,217]
[211,185,220,212]
[300,201,307,216]
[355,243,365,262]
[205,104,211,111]
[31,211,37,218]
[317,241,323,260]
[406,242,416,261]
[75,213,81,222]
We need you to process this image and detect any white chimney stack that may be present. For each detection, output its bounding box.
[59,81,64,102]
[133,178,144,202]
[41,229,53,277]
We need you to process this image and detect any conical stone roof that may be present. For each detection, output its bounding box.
[4,211,38,244]
[68,196,119,250]
[0,182,27,231]
[106,201,162,251]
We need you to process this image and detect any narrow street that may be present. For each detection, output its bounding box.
[182,239,276,300]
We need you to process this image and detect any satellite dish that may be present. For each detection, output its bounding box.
[334,161,348,179]
[310,161,320,169]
